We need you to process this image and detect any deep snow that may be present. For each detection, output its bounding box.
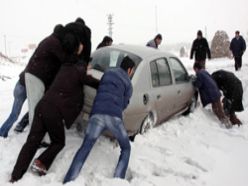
[0,53,248,186]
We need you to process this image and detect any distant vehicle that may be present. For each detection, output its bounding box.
[81,45,197,137]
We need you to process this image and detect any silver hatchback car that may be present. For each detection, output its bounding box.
[80,45,197,137]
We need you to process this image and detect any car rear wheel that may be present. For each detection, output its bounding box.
[139,113,155,134]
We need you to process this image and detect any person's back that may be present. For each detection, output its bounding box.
[194,69,221,107]
[42,60,98,129]
[211,70,243,125]
[20,32,66,90]
[91,67,132,119]
[211,70,242,98]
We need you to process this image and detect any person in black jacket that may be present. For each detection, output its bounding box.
[10,24,99,183]
[16,18,91,132]
[230,31,246,71]
[211,70,244,125]
[190,30,211,69]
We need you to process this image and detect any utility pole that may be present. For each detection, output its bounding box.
[107,14,114,38]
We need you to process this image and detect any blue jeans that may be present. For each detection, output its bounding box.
[63,114,131,183]
[0,81,27,137]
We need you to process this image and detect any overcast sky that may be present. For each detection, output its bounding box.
[1,0,248,56]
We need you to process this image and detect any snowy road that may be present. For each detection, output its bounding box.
[0,55,248,186]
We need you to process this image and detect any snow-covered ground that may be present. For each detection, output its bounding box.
[1,53,248,186]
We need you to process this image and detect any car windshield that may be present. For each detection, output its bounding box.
[90,47,142,72]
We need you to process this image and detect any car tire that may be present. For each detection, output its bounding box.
[183,91,198,115]
[139,112,155,134]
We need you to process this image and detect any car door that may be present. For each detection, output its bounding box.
[169,57,193,112]
[149,58,177,124]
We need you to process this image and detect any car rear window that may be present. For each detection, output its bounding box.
[90,47,142,72]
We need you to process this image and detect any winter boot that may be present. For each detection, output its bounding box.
[220,117,232,129]
[230,114,242,126]
[31,159,47,176]
[14,113,29,133]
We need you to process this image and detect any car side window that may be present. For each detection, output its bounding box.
[150,58,172,87]
[91,48,142,72]
[150,61,159,87]
[169,57,188,83]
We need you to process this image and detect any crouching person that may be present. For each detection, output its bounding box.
[10,26,99,182]
[63,56,135,184]
[193,62,232,129]
[211,70,244,125]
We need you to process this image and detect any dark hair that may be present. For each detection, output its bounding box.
[53,24,65,41]
[120,56,135,72]
[62,33,80,54]
[155,34,162,40]
[102,36,113,43]
[197,30,202,37]
[75,17,85,25]
[65,22,92,63]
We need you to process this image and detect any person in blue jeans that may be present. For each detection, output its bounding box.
[0,77,28,138]
[63,56,135,184]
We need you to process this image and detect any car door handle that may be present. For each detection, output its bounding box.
[157,94,161,99]
[143,94,149,105]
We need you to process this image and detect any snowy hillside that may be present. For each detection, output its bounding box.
[0,54,248,186]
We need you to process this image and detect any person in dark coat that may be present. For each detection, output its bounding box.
[10,25,99,183]
[193,63,231,128]
[17,18,92,131]
[230,30,246,71]
[190,30,211,69]
[146,34,162,49]
[96,36,113,49]
[63,56,135,184]
[211,70,244,125]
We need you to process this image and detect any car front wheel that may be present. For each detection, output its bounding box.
[183,91,198,115]
[139,113,155,134]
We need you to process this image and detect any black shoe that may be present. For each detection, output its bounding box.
[14,116,29,133]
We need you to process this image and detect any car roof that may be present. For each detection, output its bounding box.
[107,44,175,59]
